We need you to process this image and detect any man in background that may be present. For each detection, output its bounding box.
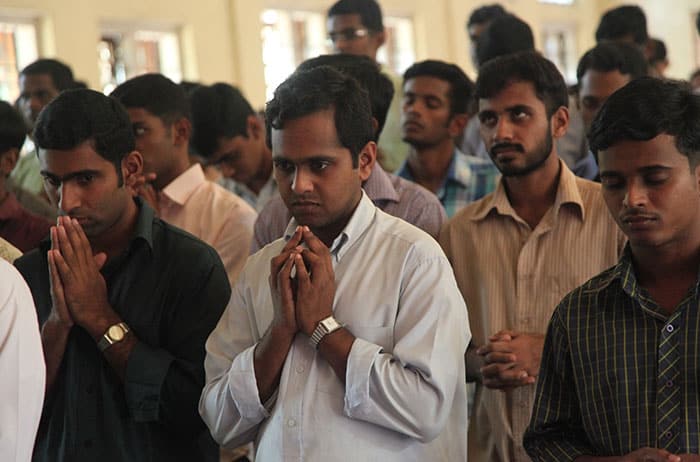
[398,59,499,217]
[190,83,275,212]
[0,100,51,252]
[327,0,406,172]
[440,51,624,461]
[111,74,256,286]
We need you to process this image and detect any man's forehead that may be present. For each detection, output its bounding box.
[20,73,57,91]
[328,13,365,29]
[478,81,539,109]
[404,76,450,96]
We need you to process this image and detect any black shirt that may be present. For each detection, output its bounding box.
[16,201,231,462]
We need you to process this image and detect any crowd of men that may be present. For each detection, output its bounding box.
[2,0,700,461]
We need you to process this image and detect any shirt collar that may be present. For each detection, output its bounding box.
[161,164,206,206]
[470,160,585,222]
[364,163,399,203]
[446,148,472,188]
[592,244,700,320]
[131,197,155,252]
[283,190,376,262]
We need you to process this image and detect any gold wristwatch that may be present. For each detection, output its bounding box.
[97,322,130,352]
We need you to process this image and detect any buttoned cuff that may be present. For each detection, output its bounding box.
[229,345,271,420]
[125,341,175,422]
[343,337,382,417]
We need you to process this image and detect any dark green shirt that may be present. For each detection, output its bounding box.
[524,246,700,460]
[15,200,231,462]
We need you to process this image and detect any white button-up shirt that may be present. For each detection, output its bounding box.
[200,192,470,461]
[0,259,45,461]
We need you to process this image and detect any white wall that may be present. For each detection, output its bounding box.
[1,0,699,108]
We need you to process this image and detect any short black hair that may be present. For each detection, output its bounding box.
[476,14,534,67]
[467,4,507,28]
[475,51,569,118]
[327,0,383,32]
[34,89,135,177]
[20,58,74,91]
[595,5,648,46]
[588,77,700,166]
[403,60,474,116]
[576,41,648,83]
[110,73,190,124]
[265,66,373,167]
[189,83,254,158]
[297,54,393,141]
[648,38,667,65]
[0,101,27,154]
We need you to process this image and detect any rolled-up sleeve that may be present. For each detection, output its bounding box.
[344,253,470,442]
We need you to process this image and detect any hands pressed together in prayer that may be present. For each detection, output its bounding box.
[477,330,544,390]
[48,216,112,338]
[269,225,336,338]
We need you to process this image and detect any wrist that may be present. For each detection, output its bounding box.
[46,311,74,330]
[309,315,344,349]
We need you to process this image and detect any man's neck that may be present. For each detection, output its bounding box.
[631,233,700,314]
[406,139,455,193]
[503,151,561,229]
[90,198,140,260]
[310,191,363,248]
[157,150,191,191]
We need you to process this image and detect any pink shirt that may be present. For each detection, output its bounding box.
[159,164,256,286]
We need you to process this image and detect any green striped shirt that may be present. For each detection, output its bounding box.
[524,246,700,460]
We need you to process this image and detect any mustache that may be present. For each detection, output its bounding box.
[620,208,658,222]
[490,142,525,156]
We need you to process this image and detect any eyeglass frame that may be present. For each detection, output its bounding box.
[327,27,371,43]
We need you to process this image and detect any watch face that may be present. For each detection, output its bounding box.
[320,317,339,331]
[108,324,125,341]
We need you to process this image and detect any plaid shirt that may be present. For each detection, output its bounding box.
[525,245,700,460]
[397,148,499,218]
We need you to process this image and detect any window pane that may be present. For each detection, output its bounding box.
[0,20,38,102]
[99,27,182,94]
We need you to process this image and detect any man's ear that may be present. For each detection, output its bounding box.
[121,150,144,188]
[357,141,376,182]
[694,161,700,193]
[0,148,19,176]
[550,106,570,139]
[248,114,264,141]
[370,30,386,54]
[172,117,192,146]
[448,113,469,138]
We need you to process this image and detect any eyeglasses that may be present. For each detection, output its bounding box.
[328,28,369,43]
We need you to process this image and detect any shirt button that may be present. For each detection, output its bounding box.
[287,418,296,427]
[666,380,674,388]
[666,431,673,439]
[296,366,305,374]
[666,324,674,333]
